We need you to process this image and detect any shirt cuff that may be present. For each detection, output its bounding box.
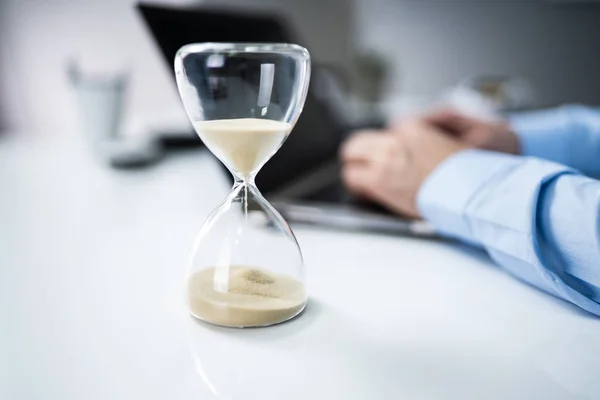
[509,109,570,165]
[416,149,523,244]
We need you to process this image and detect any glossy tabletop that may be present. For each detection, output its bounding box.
[1,136,599,400]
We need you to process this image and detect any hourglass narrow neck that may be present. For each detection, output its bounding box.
[233,175,256,188]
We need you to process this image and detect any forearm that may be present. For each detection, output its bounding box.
[418,150,600,316]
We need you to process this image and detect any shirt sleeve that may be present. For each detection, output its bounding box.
[417,149,600,316]
[509,105,600,177]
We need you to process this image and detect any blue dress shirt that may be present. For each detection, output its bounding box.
[417,105,600,316]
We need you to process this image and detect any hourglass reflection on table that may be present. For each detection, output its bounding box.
[175,43,311,328]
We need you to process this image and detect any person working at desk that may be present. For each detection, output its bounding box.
[341,105,600,316]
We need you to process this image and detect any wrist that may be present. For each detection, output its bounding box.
[497,121,521,155]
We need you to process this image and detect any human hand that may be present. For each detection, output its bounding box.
[402,109,520,155]
[341,120,469,218]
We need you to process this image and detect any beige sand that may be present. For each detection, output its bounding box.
[194,118,290,177]
[186,266,306,327]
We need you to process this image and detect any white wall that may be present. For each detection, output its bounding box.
[354,0,600,107]
[0,0,191,135]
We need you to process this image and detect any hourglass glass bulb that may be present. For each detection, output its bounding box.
[175,43,311,328]
[186,183,305,327]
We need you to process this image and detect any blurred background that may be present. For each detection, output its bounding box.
[2,3,600,398]
[1,0,599,140]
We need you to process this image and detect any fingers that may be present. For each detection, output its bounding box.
[341,132,407,198]
[341,131,392,197]
[341,134,419,217]
[340,130,393,163]
[423,107,462,125]
[341,162,376,197]
[425,110,471,137]
[393,118,440,144]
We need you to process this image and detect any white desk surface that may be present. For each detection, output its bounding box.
[1,136,599,400]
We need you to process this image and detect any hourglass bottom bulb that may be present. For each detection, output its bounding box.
[186,266,306,327]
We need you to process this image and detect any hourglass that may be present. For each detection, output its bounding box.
[175,43,311,328]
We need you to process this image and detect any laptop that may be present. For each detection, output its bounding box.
[137,3,437,237]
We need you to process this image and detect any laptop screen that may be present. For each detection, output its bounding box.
[137,3,344,194]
